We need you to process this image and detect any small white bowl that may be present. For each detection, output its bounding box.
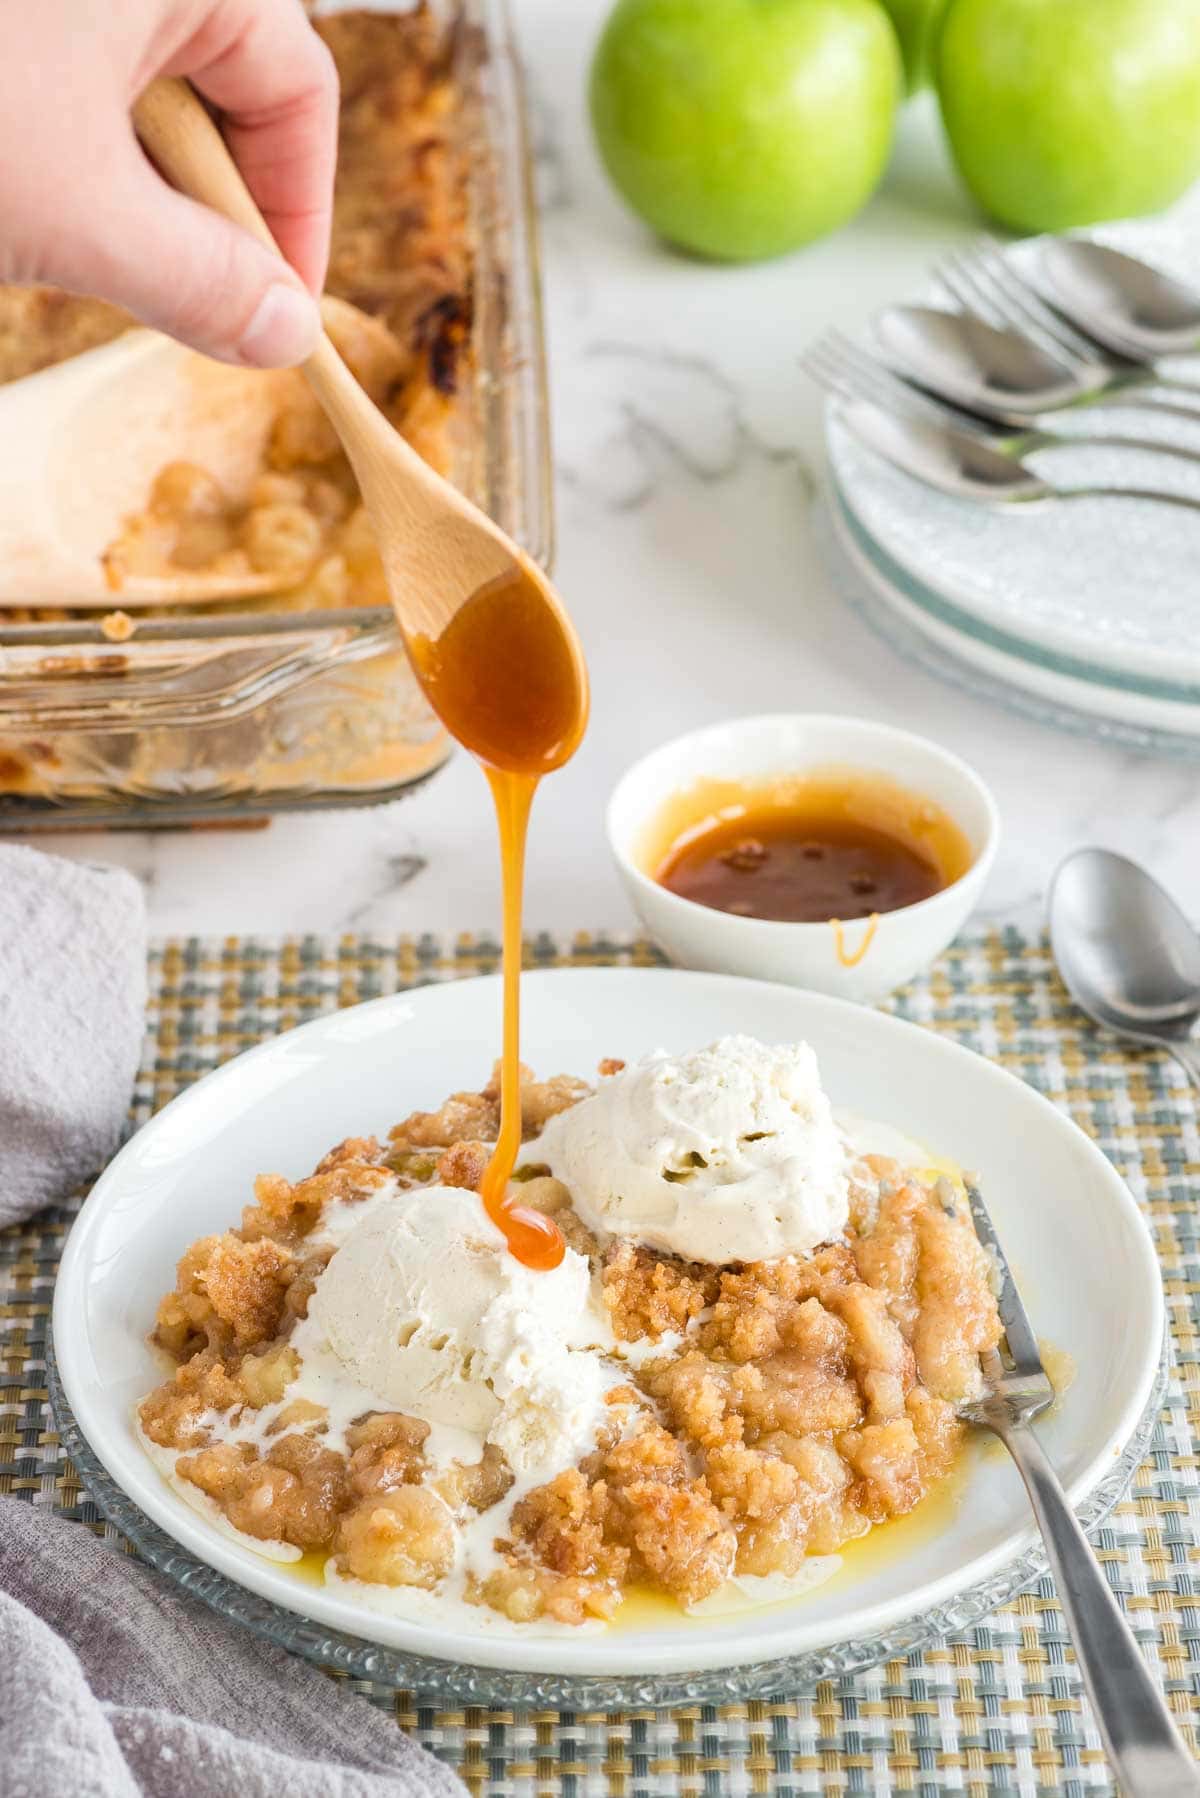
[607,714,999,1004]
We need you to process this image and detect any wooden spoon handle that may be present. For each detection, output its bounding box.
[132,80,277,254]
[131,79,417,482]
[132,75,529,647]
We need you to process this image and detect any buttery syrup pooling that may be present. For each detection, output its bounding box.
[409,563,588,1270]
[647,770,972,931]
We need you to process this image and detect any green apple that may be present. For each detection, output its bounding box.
[936,0,1200,232]
[589,0,902,262]
[879,0,948,93]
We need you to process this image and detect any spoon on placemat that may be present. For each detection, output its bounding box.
[1049,848,1200,1089]
[1041,240,1200,363]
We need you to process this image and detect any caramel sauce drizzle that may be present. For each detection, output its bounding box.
[409,565,587,1270]
[830,914,880,969]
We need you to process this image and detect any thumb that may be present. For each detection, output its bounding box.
[67,138,322,368]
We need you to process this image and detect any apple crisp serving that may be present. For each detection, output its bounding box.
[138,1056,1004,1629]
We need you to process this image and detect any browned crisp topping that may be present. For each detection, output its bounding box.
[0,285,130,386]
[318,6,469,367]
[279,1246,337,1325]
[179,1433,351,1552]
[150,1233,295,1364]
[391,1088,500,1152]
[602,1242,719,1342]
[99,609,135,642]
[391,1063,592,1158]
[315,1135,384,1174]
[435,1139,491,1192]
[138,1059,1002,1622]
[139,1350,246,1451]
[241,1156,391,1246]
[479,1060,593,1134]
[498,1419,733,1614]
[519,1071,593,1136]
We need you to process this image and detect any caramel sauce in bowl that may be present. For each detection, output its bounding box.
[607,716,999,1004]
[648,771,972,925]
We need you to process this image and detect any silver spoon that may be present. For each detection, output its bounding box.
[832,395,1200,515]
[875,303,1200,428]
[1042,240,1200,362]
[1048,848,1200,1089]
[804,330,1200,475]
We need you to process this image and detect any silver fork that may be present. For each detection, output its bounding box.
[937,238,1200,408]
[805,331,1200,474]
[937,237,1112,368]
[959,1183,1199,1798]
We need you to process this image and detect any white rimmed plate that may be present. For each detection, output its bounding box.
[53,967,1164,1702]
[825,483,1200,756]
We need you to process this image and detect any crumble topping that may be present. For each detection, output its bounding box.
[138,1056,1003,1630]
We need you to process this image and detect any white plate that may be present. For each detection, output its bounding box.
[828,483,1200,744]
[825,213,1200,691]
[54,968,1163,1684]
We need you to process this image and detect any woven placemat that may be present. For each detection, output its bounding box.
[4,925,1199,1796]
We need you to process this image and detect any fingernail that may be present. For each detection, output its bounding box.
[238,284,321,367]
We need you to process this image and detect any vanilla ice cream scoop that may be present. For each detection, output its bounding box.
[306,1186,615,1473]
[536,1035,848,1264]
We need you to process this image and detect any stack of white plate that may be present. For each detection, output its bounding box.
[819,221,1200,760]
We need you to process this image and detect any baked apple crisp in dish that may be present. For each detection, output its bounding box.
[0,4,469,618]
[137,1036,1004,1632]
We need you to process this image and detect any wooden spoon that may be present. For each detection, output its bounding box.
[132,78,588,775]
[0,294,401,608]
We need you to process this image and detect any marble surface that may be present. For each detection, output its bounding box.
[12,0,1200,939]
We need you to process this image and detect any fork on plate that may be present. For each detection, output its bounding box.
[959,1183,1199,1798]
[935,237,1200,410]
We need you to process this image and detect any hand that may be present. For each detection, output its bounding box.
[0,0,337,367]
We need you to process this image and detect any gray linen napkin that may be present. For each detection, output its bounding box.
[0,843,147,1221]
[0,1498,465,1797]
[0,850,466,1795]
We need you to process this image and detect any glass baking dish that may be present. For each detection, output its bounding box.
[0,0,552,828]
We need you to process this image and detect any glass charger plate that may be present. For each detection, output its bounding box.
[819,493,1200,763]
[47,1331,1169,1708]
